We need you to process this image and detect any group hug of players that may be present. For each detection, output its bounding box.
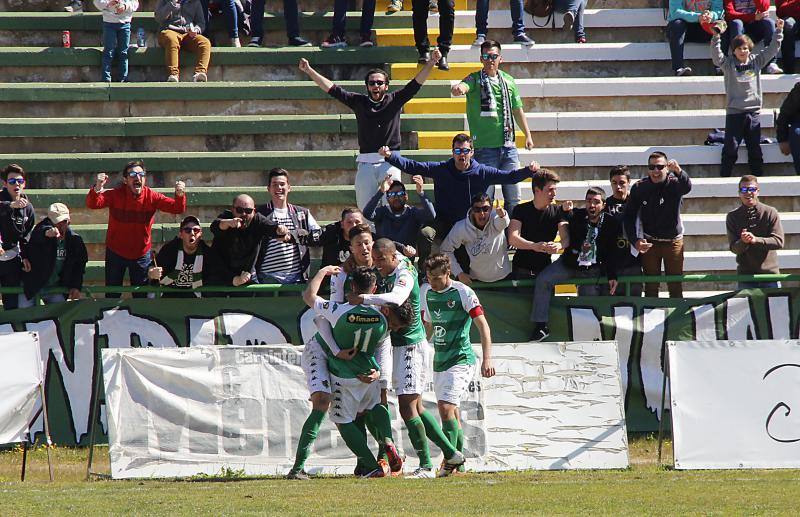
[292,223,495,479]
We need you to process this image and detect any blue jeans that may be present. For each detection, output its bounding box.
[199,0,239,38]
[721,111,762,177]
[105,247,151,298]
[475,0,525,37]
[738,281,780,290]
[250,0,300,38]
[332,0,376,38]
[475,146,522,216]
[723,18,776,65]
[554,0,586,39]
[101,22,130,82]
[19,293,66,308]
[667,19,711,71]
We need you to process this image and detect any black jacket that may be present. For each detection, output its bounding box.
[22,218,88,299]
[777,82,800,143]
[561,208,620,280]
[210,210,278,283]
[0,189,34,256]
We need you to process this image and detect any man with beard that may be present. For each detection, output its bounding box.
[529,187,619,341]
[86,161,186,298]
[211,194,285,288]
[298,52,441,213]
[147,215,223,298]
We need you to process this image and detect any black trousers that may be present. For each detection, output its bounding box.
[412,0,455,54]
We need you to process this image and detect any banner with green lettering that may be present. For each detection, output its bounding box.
[7,287,793,445]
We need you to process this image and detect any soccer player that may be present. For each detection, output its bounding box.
[421,254,495,476]
[292,265,409,479]
[348,238,465,478]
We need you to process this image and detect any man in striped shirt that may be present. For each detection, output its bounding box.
[256,168,321,285]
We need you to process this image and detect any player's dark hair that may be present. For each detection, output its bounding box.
[480,40,501,54]
[373,237,396,255]
[122,160,145,176]
[351,266,377,294]
[586,186,606,199]
[531,169,560,192]
[609,165,630,180]
[648,151,668,163]
[268,167,289,184]
[340,206,362,221]
[348,223,372,241]
[424,253,451,275]
[386,300,414,330]
[452,133,473,148]
[3,163,25,181]
[364,68,389,84]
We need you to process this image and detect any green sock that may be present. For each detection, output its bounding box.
[292,409,325,471]
[353,413,368,470]
[441,419,460,454]
[338,422,379,471]
[366,405,393,461]
[419,410,457,459]
[405,416,432,468]
[456,427,465,472]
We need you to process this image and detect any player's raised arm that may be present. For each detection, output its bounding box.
[303,265,341,307]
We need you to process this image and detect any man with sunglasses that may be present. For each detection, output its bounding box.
[451,40,534,217]
[211,194,286,289]
[726,175,784,289]
[0,164,35,310]
[380,133,539,254]
[440,193,511,284]
[623,151,692,298]
[363,174,435,276]
[298,52,441,214]
[86,160,186,298]
[147,215,223,298]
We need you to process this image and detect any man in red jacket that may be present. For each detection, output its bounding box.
[723,0,782,73]
[778,0,800,72]
[86,160,187,297]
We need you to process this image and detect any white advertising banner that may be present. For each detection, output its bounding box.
[103,342,628,479]
[0,332,43,445]
[668,340,800,469]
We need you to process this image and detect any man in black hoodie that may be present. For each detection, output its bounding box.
[20,203,87,307]
[0,164,35,310]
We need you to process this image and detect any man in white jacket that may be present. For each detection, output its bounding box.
[440,193,511,285]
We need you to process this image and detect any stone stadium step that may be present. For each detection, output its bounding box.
[0,81,451,118]
[0,46,419,82]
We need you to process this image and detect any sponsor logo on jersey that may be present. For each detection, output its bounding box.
[347,314,381,324]
[434,325,447,339]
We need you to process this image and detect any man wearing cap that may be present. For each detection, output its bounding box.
[86,160,187,297]
[20,203,88,307]
[147,216,223,298]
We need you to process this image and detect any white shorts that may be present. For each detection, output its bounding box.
[301,337,331,396]
[434,363,476,405]
[392,342,428,396]
[375,336,392,390]
[329,374,382,425]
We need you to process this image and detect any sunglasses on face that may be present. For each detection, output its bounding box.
[387,191,406,198]
[740,186,758,194]
[234,207,254,215]
[453,148,473,155]
[127,171,146,178]
[367,80,386,86]
[472,206,491,213]
[181,226,202,234]
[648,164,667,171]
[481,53,501,61]
[6,178,25,185]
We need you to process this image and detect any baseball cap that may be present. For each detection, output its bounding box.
[48,203,70,224]
[180,215,201,228]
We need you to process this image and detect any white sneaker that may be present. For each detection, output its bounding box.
[193,72,207,82]
[765,63,783,74]
[166,74,179,82]
[406,467,435,479]
[231,37,241,47]
[675,66,693,76]
[438,450,465,477]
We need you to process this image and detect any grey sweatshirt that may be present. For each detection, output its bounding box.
[440,209,511,282]
[711,29,783,113]
[154,0,206,33]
